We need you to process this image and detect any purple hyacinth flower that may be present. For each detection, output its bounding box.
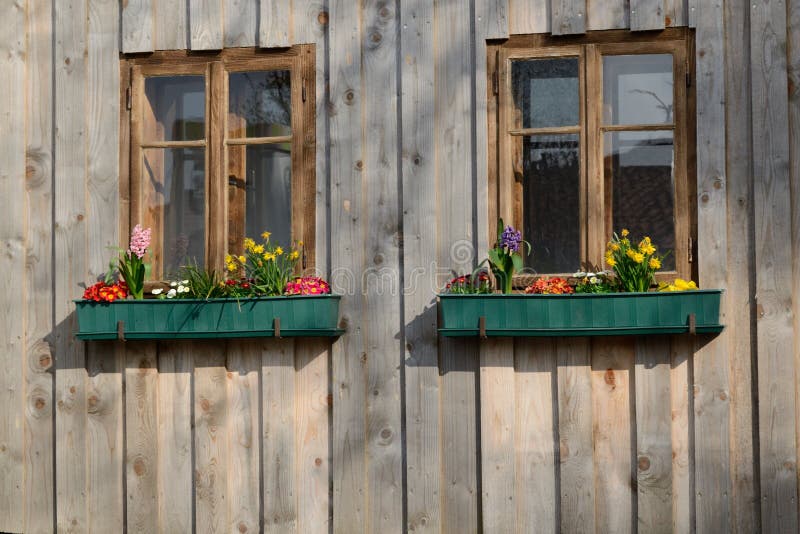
[500,225,522,253]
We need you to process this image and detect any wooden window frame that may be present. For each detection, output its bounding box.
[489,29,696,284]
[120,46,316,278]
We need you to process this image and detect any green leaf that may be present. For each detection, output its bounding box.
[511,253,523,274]
[487,249,503,272]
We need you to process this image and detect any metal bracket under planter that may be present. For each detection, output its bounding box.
[74,296,344,341]
[437,291,724,338]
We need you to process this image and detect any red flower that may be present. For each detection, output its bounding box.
[284,277,332,296]
[525,277,574,295]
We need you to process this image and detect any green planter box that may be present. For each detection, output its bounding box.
[438,290,723,337]
[74,295,343,340]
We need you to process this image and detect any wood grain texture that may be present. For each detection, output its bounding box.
[630,0,665,31]
[552,0,587,35]
[751,0,798,531]
[479,338,516,532]
[694,0,732,530]
[725,0,759,529]
[362,2,404,531]
[226,0,258,48]
[122,0,154,53]
[481,0,509,39]
[400,0,439,530]
[634,338,672,533]
[670,337,692,534]
[260,0,292,48]
[790,1,800,532]
[329,0,367,531]
[0,1,28,529]
[227,342,261,534]
[509,0,550,34]
[262,338,297,532]
[87,343,124,533]
[664,0,688,26]
[295,340,330,534]
[23,0,55,531]
[440,340,480,534]
[158,343,194,534]
[190,0,224,50]
[125,343,159,534]
[587,0,628,30]
[515,339,557,533]
[194,343,229,534]
[592,338,634,534]
[155,0,188,50]
[557,338,594,534]
[54,0,90,528]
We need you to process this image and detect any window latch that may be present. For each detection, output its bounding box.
[688,237,694,263]
[126,87,132,110]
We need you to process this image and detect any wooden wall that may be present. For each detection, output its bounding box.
[0,0,798,532]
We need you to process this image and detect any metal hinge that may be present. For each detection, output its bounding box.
[686,71,691,88]
[493,68,499,95]
[126,86,132,110]
[688,237,694,263]
[302,77,307,103]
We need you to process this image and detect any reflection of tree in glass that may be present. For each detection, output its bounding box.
[233,71,292,133]
[629,85,673,123]
[527,137,579,170]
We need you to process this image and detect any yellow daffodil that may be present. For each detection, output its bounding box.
[264,252,276,261]
[298,240,304,247]
[227,262,237,272]
[626,248,636,260]
[225,254,233,264]
[611,243,620,252]
[253,244,265,254]
[275,246,284,256]
[621,228,629,237]
[238,255,246,264]
[261,231,271,241]
[289,250,300,260]
[633,252,645,264]
[649,257,661,270]
[243,238,256,251]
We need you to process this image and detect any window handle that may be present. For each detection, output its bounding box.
[228,175,246,189]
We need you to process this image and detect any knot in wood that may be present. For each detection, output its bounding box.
[380,428,393,441]
[344,89,355,104]
[638,455,651,471]
[603,368,616,388]
[315,457,323,467]
[238,521,248,533]
[317,11,329,25]
[133,457,146,477]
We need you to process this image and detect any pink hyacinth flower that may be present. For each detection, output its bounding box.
[129,224,152,259]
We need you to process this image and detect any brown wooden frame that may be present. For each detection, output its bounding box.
[121,46,316,277]
[489,29,695,282]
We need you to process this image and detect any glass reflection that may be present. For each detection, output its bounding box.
[144,76,205,141]
[511,58,580,129]
[603,54,673,125]
[228,71,292,138]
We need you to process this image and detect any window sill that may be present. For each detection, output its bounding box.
[74,295,343,340]
[437,290,723,338]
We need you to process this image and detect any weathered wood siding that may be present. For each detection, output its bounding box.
[0,0,796,532]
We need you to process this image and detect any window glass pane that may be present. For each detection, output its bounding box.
[228,71,292,138]
[144,76,205,141]
[605,131,676,270]
[511,58,580,129]
[142,148,206,277]
[521,134,581,273]
[227,144,292,252]
[603,54,673,125]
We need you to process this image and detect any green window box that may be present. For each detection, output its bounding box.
[438,290,723,337]
[74,295,343,340]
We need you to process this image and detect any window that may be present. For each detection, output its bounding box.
[122,47,315,278]
[490,31,694,281]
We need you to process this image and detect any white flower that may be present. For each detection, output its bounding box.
[151,288,163,295]
[585,272,596,278]
[170,281,178,287]
[181,280,189,285]
[179,285,190,293]
[590,276,599,285]
[167,288,177,298]
[573,271,587,278]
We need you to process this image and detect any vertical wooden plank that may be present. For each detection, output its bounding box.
[0,1,28,530]
[587,0,629,30]
[630,0,665,31]
[194,342,229,534]
[751,0,798,531]
[362,2,404,531]
[125,343,159,534]
[552,0,586,35]
[790,0,800,529]
[440,340,480,534]
[509,0,550,34]
[515,339,557,533]
[24,0,55,531]
[557,338,595,534]
[227,342,261,534]
[260,0,292,48]
[479,339,516,532]
[155,0,188,50]
[54,0,89,527]
[687,0,697,28]
[591,338,634,534]
[664,0,688,27]
[669,337,692,534]
[694,0,731,530]
[295,340,331,534]
[401,0,440,530]
[726,0,759,530]
[87,343,124,533]
[225,0,257,47]
[329,0,366,529]
[190,0,223,50]
[158,343,194,534]
[122,0,154,53]
[263,338,297,533]
[634,338,672,533]
[480,0,509,39]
